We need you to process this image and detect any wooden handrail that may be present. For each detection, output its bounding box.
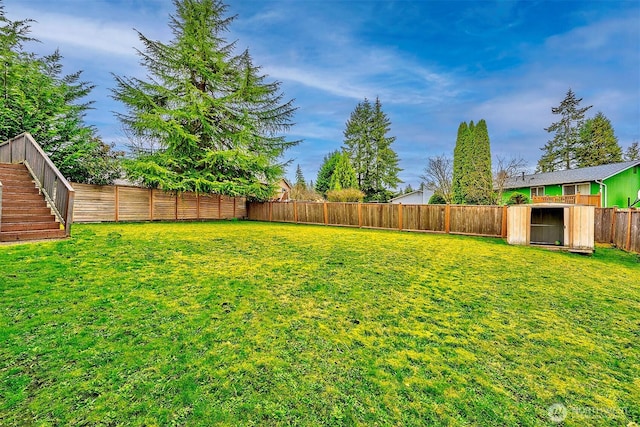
[0,133,75,236]
[532,194,601,207]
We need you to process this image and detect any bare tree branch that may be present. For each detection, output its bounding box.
[420,154,453,203]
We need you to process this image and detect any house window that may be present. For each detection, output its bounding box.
[531,187,544,197]
[563,183,590,196]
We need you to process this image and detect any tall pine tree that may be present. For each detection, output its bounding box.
[112,0,297,199]
[576,112,622,167]
[452,120,493,204]
[625,142,640,161]
[452,122,470,204]
[466,119,493,204]
[537,89,592,172]
[342,97,400,201]
[369,97,401,201]
[294,164,306,187]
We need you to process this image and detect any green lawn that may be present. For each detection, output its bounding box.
[1,221,638,426]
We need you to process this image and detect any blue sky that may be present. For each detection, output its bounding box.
[4,0,640,187]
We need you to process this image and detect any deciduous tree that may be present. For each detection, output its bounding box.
[421,154,453,204]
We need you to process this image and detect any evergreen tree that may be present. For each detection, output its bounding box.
[625,142,640,161]
[342,97,401,201]
[537,89,592,172]
[452,122,470,204]
[329,152,357,190]
[465,119,493,204]
[294,164,305,187]
[0,7,121,184]
[112,0,297,199]
[576,112,622,167]
[452,120,493,204]
[369,97,401,201]
[315,150,340,195]
[343,98,373,191]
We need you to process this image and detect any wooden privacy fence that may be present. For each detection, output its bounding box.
[249,202,640,253]
[248,201,508,238]
[72,183,246,223]
[595,208,640,253]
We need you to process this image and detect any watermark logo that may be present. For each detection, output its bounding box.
[547,403,568,423]
[547,402,631,424]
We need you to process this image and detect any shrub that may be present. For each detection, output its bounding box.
[290,184,323,201]
[326,188,365,202]
[428,193,447,204]
[506,192,530,205]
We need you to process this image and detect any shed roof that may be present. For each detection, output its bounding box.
[504,160,640,189]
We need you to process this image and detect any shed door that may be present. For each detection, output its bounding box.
[530,208,564,245]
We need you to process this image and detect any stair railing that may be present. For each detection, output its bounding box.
[0,133,75,236]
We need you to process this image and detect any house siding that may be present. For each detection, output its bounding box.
[501,188,531,203]
[544,185,562,196]
[603,165,640,207]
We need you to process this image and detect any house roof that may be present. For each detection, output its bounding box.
[389,189,434,202]
[503,160,640,189]
[390,190,424,201]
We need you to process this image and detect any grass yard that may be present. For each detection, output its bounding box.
[0,221,638,426]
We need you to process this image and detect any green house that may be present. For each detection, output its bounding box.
[502,160,640,208]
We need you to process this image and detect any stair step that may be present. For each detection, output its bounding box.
[2,194,43,202]
[1,222,61,232]
[0,229,67,242]
[1,214,56,223]
[0,175,35,182]
[0,163,66,242]
[1,182,38,190]
[2,201,49,209]
[2,188,40,195]
[1,207,52,216]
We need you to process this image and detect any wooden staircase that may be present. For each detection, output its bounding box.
[0,163,66,242]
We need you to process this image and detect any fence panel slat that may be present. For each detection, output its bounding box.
[630,211,640,253]
[71,184,244,222]
[594,208,614,243]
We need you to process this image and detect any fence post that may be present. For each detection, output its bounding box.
[610,208,617,244]
[501,205,508,238]
[323,202,328,225]
[293,200,298,223]
[269,202,273,222]
[149,189,153,220]
[626,209,633,251]
[175,193,178,220]
[196,193,200,220]
[398,203,403,230]
[233,197,237,218]
[115,186,119,222]
[358,203,362,228]
[445,204,451,234]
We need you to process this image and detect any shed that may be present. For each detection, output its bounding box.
[507,203,594,253]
